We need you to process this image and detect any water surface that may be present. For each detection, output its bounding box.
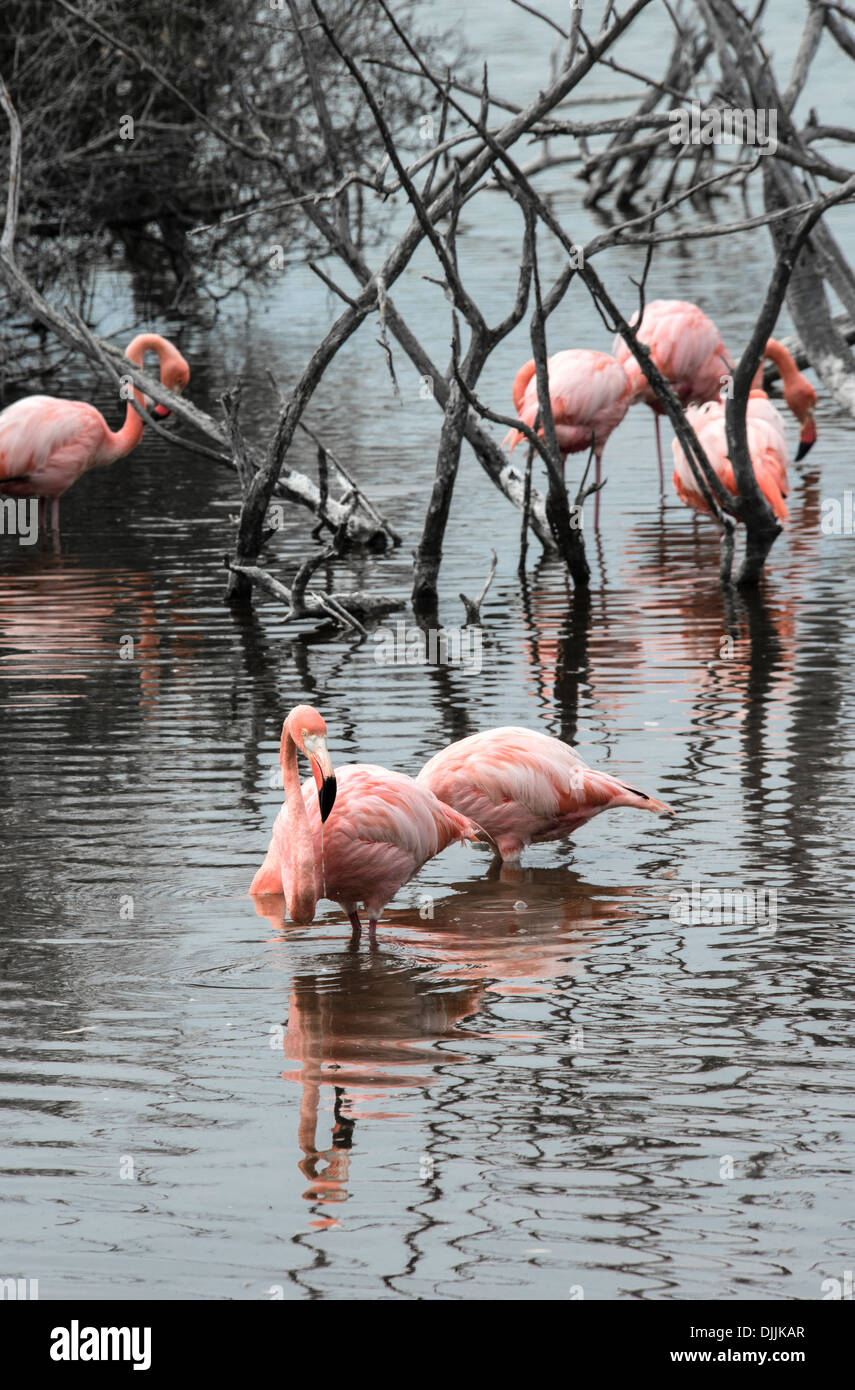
[1,0,854,1300]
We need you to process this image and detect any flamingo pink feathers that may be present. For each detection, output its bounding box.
[612,299,732,487]
[505,349,632,525]
[670,339,817,525]
[252,709,674,941]
[504,303,818,530]
[251,705,483,943]
[672,394,791,525]
[612,299,731,411]
[418,726,674,863]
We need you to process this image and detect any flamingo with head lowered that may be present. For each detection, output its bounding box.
[672,395,791,527]
[0,333,190,534]
[251,705,485,945]
[504,349,633,527]
[755,338,817,460]
[418,726,674,864]
[670,342,818,527]
[611,300,817,484]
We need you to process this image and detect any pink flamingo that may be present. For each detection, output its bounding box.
[671,343,816,524]
[612,302,818,484]
[250,705,484,944]
[612,299,732,489]
[0,333,190,534]
[504,349,633,527]
[672,393,791,525]
[418,726,674,864]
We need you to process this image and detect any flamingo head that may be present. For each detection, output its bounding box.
[285,704,337,822]
[151,349,191,420]
[790,377,817,461]
[764,344,817,460]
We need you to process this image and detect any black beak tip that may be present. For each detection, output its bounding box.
[319,776,337,823]
[795,439,814,461]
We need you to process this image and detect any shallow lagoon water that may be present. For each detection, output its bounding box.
[1,0,854,1300]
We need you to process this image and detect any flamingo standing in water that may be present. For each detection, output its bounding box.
[0,333,190,534]
[672,395,791,525]
[418,726,674,864]
[612,301,818,485]
[504,349,633,527]
[671,343,817,525]
[612,300,733,488]
[250,705,484,944]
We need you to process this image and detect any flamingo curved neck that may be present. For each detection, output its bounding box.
[100,336,189,467]
[749,340,799,397]
[98,334,178,465]
[762,339,799,383]
[100,398,146,463]
[281,725,317,922]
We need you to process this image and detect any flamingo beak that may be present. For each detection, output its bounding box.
[305,735,337,822]
[794,406,816,461]
[152,382,184,421]
[318,773,337,822]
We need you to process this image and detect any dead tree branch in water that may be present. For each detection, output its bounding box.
[221,0,656,606]
[567,0,855,422]
[0,80,397,549]
[368,17,737,570]
[411,184,538,621]
[726,170,855,583]
[460,549,498,626]
[223,556,404,633]
[8,0,855,606]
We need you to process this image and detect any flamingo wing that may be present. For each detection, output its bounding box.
[510,350,631,456]
[672,406,789,523]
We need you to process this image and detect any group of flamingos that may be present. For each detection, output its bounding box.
[506,297,816,528]
[0,299,819,943]
[250,704,674,944]
[0,298,816,533]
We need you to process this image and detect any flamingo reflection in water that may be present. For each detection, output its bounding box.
[0,556,205,714]
[253,869,640,1211]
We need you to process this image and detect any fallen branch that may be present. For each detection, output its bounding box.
[223,557,402,631]
[459,549,497,626]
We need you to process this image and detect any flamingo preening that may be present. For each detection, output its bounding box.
[250,705,484,944]
[611,301,817,485]
[0,333,190,533]
[418,726,674,864]
[504,349,633,527]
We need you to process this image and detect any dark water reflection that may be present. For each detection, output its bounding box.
[2,0,855,1301]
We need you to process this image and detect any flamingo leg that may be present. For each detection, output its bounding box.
[368,919,378,947]
[50,498,61,555]
[593,451,602,529]
[654,415,664,494]
[348,911,362,946]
